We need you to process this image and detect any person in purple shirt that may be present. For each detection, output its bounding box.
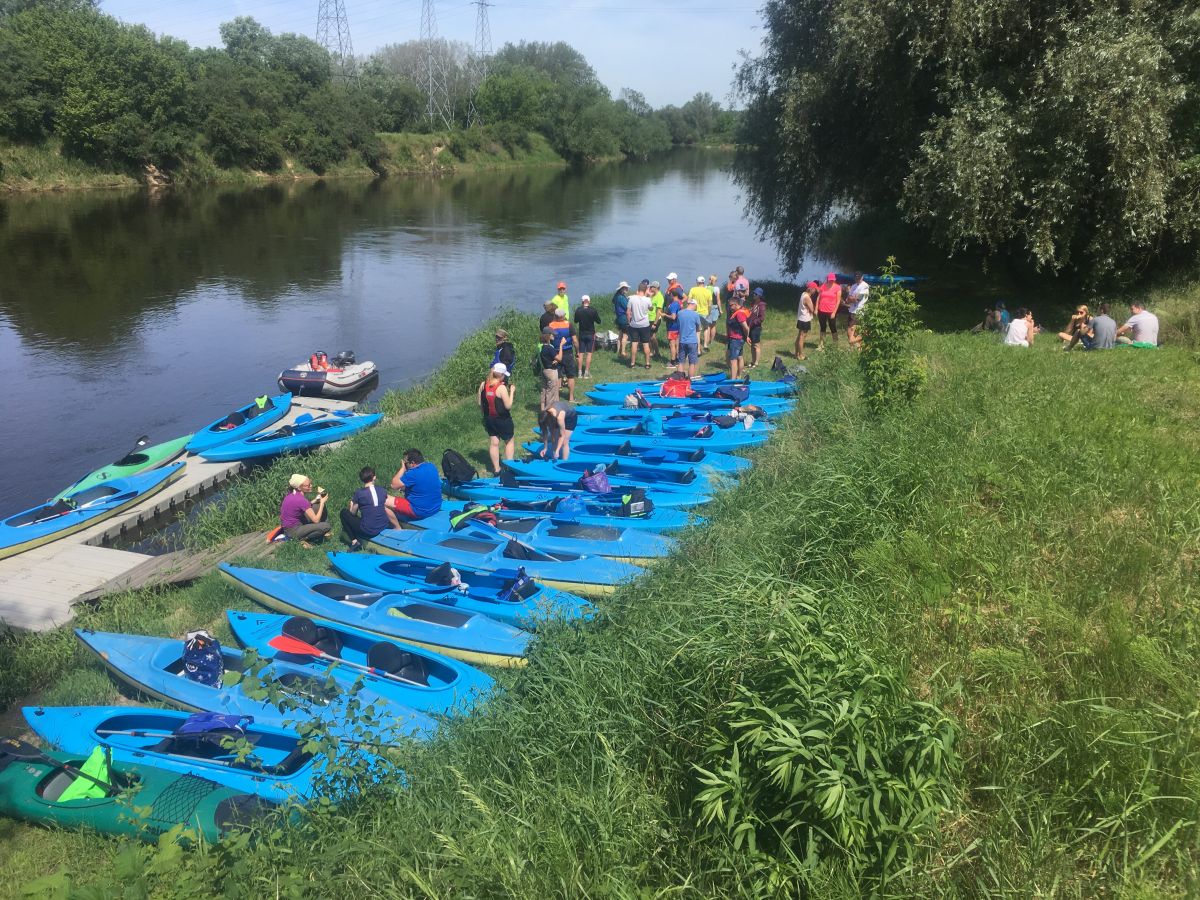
[280,473,330,546]
[388,448,443,521]
[339,466,399,551]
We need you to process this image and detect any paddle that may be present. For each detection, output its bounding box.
[113,435,150,467]
[0,738,117,796]
[266,634,425,686]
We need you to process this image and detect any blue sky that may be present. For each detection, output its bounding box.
[100,0,764,108]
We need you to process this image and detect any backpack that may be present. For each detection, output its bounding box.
[441,449,476,484]
[714,384,750,403]
[616,488,654,518]
[530,349,545,378]
[579,467,612,493]
[182,630,224,688]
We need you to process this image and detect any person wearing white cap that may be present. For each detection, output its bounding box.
[478,361,516,474]
[687,276,714,350]
[612,282,631,360]
[574,294,601,379]
[279,473,330,546]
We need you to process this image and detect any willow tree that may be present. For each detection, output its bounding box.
[735,0,1200,278]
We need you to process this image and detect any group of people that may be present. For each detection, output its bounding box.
[277,449,443,550]
[793,272,870,360]
[977,299,1162,350]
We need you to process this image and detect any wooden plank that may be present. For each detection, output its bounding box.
[0,544,149,632]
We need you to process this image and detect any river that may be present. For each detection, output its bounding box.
[0,149,847,513]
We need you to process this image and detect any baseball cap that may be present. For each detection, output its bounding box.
[686,297,698,306]
[826,272,837,282]
[618,281,629,290]
[667,272,678,281]
[639,279,650,287]
[753,287,764,296]
[557,281,566,290]
[581,294,591,303]
[650,281,661,289]
[555,307,566,317]
[806,281,819,290]
[696,275,705,284]
[491,362,510,376]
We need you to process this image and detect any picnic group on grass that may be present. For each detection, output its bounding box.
[975,299,1161,350]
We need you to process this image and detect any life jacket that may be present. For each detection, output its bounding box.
[659,374,695,399]
[481,380,506,418]
[616,488,653,518]
[451,503,497,530]
[497,567,536,602]
[548,319,574,351]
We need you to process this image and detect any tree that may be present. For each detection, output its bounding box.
[735,0,1200,278]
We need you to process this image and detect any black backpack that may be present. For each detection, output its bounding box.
[441,449,476,484]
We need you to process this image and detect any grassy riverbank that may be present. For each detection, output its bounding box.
[2,286,1199,895]
[0,131,565,193]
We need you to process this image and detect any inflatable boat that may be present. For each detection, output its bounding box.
[278,351,378,398]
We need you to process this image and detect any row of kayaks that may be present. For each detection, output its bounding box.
[0,394,382,561]
[9,369,798,842]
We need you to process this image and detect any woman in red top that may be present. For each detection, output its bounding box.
[478,362,516,475]
[816,273,843,350]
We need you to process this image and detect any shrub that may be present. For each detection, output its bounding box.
[857,258,926,414]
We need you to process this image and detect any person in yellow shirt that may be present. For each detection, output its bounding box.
[648,280,666,359]
[550,281,570,315]
[687,276,713,351]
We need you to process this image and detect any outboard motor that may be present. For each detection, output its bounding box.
[332,350,357,367]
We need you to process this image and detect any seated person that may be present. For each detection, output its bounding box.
[280,474,330,546]
[388,448,443,521]
[339,466,399,551]
[539,401,578,461]
[1057,304,1090,346]
[1070,303,1117,350]
[1116,301,1160,347]
[1004,308,1036,346]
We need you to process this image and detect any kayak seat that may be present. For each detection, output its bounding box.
[218,411,246,431]
[686,449,705,462]
[393,603,472,628]
[312,583,381,609]
[39,769,77,802]
[499,468,520,488]
[616,441,634,455]
[267,744,315,776]
[366,642,430,686]
[294,413,314,426]
[547,522,618,541]
[679,469,697,484]
[424,562,457,586]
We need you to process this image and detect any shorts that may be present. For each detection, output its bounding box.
[563,411,578,431]
[483,414,514,441]
[727,339,745,360]
[667,330,680,340]
[578,333,596,353]
[616,320,629,335]
[818,311,838,334]
[705,309,720,324]
[559,351,579,378]
[630,325,652,344]
[679,343,699,365]
[847,313,858,326]
[540,370,560,408]
[796,319,812,333]
[748,325,762,343]
[388,496,417,519]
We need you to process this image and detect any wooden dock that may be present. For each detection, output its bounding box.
[0,396,356,633]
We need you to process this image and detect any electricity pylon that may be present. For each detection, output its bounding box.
[421,0,454,129]
[316,0,357,81]
[466,0,492,128]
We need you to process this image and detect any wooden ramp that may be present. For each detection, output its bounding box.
[0,395,357,633]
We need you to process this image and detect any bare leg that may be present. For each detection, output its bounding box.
[503,437,515,461]
[567,376,575,403]
[488,436,501,474]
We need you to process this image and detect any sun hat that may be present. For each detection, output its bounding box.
[491,362,510,376]
[288,474,307,489]
[618,281,629,290]
[667,272,678,281]
[557,281,566,290]
[752,287,764,296]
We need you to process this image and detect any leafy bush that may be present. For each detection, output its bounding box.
[857,260,926,414]
[694,603,959,887]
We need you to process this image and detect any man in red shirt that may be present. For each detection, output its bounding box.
[725,296,750,378]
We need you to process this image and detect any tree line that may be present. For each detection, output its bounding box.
[733,0,1200,280]
[0,0,738,179]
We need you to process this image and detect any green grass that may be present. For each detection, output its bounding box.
[0,140,138,192]
[2,288,1199,895]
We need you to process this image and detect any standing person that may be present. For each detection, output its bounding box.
[280,474,330,546]
[612,281,631,360]
[627,280,654,369]
[675,297,703,378]
[733,266,749,295]
[1075,303,1117,350]
[648,281,666,359]
[492,328,516,372]
[689,276,713,352]
[340,466,399,551]
[816,272,842,350]
[745,287,767,369]
[1116,300,1160,346]
[795,280,816,360]
[537,330,562,411]
[665,272,684,300]
[574,294,601,378]
[550,281,570,315]
[388,449,443,522]
[846,274,870,348]
[705,274,724,353]
[479,362,516,474]
[538,400,578,461]
[539,301,558,331]
[548,307,579,402]
[726,295,750,378]
[663,287,683,366]
[1004,308,1036,346]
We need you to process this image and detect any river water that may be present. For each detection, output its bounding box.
[0,149,846,513]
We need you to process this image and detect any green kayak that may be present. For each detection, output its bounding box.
[53,434,193,500]
[0,738,274,843]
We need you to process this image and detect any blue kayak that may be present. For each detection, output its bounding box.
[197,411,382,462]
[23,705,331,804]
[402,508,677,564]
[574,396,794,417]
[835,273,927,286]
[450,473,710,509]
[217,564,531,668]
[588,378,794,402]
[541,418,770,452]
[369,524,644,598]
[438,488,699,532]
[186,394,293,454]
[226,608,494,716]
[521,439,752,476]
[325,551,594,627]
[0,463,185,561]
[503,457,727,494]
[75,629,437,743]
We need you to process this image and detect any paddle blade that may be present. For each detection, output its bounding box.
[267,634,323,657]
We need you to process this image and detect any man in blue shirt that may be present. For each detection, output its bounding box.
[675,297,704,378]
[388,448,443,521]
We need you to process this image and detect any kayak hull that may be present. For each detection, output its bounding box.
[218,564,530,668]
[185,394,292,455]
[325,552,594,628]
